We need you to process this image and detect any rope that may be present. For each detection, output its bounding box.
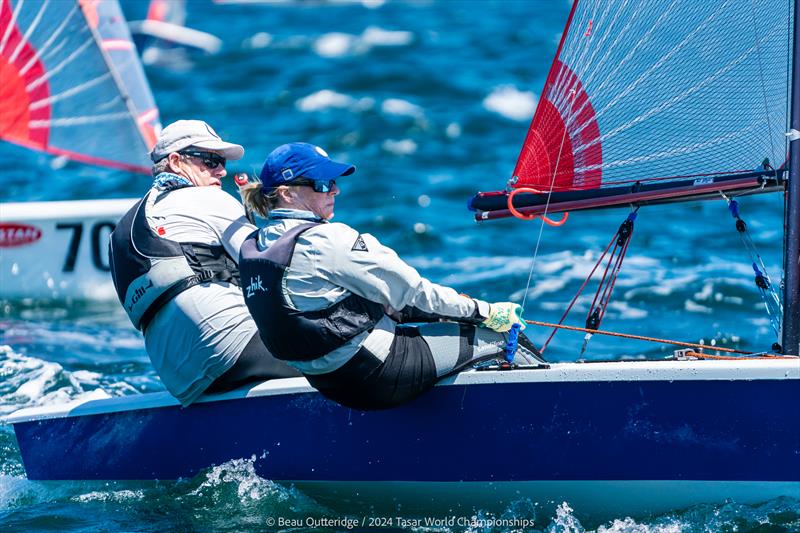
[526,319,758,355]
[539,230,616,353]
[682,351,793,360]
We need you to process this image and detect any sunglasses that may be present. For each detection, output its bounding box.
[179,150,226,170]
[290,178,337,193]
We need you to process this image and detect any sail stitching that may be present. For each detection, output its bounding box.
[575,39,766,155]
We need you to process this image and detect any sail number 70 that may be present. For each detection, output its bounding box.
[55,221,116,272]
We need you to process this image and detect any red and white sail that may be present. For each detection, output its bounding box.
[0,0,160,174]
[472,0,792,219]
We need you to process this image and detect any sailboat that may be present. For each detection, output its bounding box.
[5,0,799,524]
[128,0,222,68]
[0,0,159,300]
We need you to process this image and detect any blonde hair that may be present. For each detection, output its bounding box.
[240,180,291,218]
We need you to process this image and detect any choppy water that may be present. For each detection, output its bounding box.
[1,0,798,531]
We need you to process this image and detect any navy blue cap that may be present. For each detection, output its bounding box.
[259,142,355,188]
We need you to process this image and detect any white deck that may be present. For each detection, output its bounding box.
[5,358,798,424]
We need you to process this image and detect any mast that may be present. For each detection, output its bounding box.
[782,0,800,355]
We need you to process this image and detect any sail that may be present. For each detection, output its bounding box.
[0,0,160,174]
[472,0,792,219]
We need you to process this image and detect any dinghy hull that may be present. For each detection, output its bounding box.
[7,360,799,518]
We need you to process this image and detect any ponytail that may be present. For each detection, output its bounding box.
[240,181,286,218]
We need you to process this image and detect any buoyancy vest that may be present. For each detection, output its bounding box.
[109,188,240,332]
[239,223,385,362]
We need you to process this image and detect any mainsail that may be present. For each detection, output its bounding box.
[0,0,160,174]
[471,0,792,219]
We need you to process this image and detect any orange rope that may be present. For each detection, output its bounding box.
[524,319,780,356]
[682,351,792,360]
[507,187,570,225]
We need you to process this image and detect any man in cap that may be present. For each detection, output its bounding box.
[109,120,299,406]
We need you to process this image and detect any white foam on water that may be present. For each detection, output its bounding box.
[296,89,374,113]
[361,26,413,46]
[189,455,292,503]
[243,32,272,49]
[546,501,584,532]
[296,89,355,112]
[312,26,412,58]
[360,0,386,10]
[606,300,648,320]
[684,300,714,314]
[382,138,418,155]
[381,98,424,118]
[313,32,358,57]
[72,489,145,503]
[0,345,113,416]
[483,85,537,121]
[596,517,687,532]
[445,122,462,138]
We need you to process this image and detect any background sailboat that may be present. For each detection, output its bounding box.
[0,0,160,300]
[128,0,222,68]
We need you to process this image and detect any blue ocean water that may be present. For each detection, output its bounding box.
[1,0,797,531]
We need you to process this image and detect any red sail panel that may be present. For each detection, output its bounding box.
[514,60,601,191]
[0,1,50,150]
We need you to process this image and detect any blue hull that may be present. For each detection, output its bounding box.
[12,376,800,483]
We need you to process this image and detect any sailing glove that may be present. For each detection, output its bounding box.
[482,302,526,332]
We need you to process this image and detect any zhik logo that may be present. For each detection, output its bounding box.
[246,275,267,298]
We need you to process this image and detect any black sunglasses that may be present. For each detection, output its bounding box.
[290,178,336,193]
[179,150,226,170]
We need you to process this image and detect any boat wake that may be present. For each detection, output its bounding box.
[0,346,135,417]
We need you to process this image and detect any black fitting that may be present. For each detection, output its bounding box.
[586,309,601,330]
[617,219,634,246]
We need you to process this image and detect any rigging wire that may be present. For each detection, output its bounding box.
[518,89,576,313]
[723,196,783,344]
[538,209,637,355]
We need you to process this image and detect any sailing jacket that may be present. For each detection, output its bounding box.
[239,209,490,375]
[110,187,241,331]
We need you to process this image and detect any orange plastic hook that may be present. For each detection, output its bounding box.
[507,187,570,226]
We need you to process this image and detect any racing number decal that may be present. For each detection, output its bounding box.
[91,222,115,271]
[55,223,82,272]
[55,221,115,272]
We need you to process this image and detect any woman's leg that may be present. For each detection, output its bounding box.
[412,322,543,377]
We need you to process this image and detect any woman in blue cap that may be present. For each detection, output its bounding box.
[239,142,542,410]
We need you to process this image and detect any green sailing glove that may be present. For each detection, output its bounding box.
[482,302,527,333]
